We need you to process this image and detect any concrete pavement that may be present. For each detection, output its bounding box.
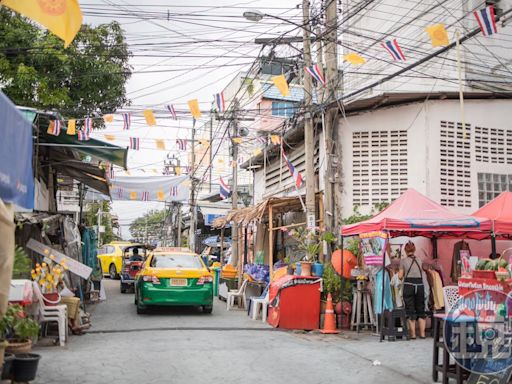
[33,279,433,384]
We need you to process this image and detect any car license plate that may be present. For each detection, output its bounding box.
[170,279,187,286]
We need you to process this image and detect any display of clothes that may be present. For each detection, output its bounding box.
[373,268,393,315]
[424,267,444,310]
[450,240,471,283]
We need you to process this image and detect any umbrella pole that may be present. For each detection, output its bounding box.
[380,232,389,342]
[491,233,497,259]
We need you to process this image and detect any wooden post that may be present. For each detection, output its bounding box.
[220,228,225,266]
[318,194,325,263]
[269,205,274,277]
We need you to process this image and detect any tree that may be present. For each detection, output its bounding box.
[129,210,166,244]
[0,9,131,119]
[85,200,114,245]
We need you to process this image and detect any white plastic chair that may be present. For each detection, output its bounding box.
[226,280,248,311]
[32,282,68,347]
[443,285,460,314]
[250,289,270,321]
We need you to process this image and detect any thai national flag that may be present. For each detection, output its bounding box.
[219,177,231,200]
[176,139,187,151]
[381,39,406,61]
[84,117,93,134]
[122,113,131,130]
[170,186,178,197]
[215,92,225,112]
[474,5,498,36]
[108,165,115,180]
[116,187,124,199]
[77,130,90,141]
[50,120,61,136]
[282,151,303,188]
[141,191,149,201]
[166,105,177,120]
[130,137,140,150]
[305,64,326,85]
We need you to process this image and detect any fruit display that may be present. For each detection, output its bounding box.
[475,258,508,271]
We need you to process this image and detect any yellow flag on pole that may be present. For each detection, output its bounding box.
[188,99,202,118]
[144,109,157,126]
[272,75,289,97]
[270,135,281,145]
[104,134,115,141]
[103,114,114,123]
[1,0,83,47]
[344,53,366,65]
[129,191,137,200]
[232,137,243,144]
[253,148,263,156]
[425,24,449,47]
[155,139,166,150]
[175,167,182,176]
[67,119,76,135]
[156,190,165,201]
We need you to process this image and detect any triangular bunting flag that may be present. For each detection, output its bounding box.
[188,99,202,119]
[144,109,157,126]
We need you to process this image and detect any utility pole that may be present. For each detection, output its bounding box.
[323,0,339,249]
[144,215,148,244]
[209,113,213,193]
[189,120,197,253]
[231,98,240,268]
[97,202,102,246]
[303,0,316,229]
[177,203,182,246]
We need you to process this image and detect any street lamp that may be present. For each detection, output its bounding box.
[242,10,264,22]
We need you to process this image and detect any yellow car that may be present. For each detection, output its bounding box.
[97,241,141,279]
[134,247,214,314]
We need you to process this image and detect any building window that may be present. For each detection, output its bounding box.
[478,172,512,207]
[271,101,296,117]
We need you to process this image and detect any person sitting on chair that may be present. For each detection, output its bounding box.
[129,248,143,262]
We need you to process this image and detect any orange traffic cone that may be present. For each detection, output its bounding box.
[321,293,340,334]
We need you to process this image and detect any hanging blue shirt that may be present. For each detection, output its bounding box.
[374,268,393,315]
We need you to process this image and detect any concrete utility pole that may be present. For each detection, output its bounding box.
[189,120,197,253]
[231,98,239,268]
[323,0,339,247]
[303,0,316,229]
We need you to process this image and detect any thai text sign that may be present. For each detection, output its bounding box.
[360,231,388,266]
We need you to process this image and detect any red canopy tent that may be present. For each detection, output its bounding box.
[472,192,512,238]
[341,188,492,238]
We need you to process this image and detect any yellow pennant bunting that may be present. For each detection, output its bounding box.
[188,99,202,119]
[272,75,289,97]
[129,191,137,200]
[1,0,83,47]
[47,121,56,135]
[232,137,243,144]
[67,119,76,135]
[425,24,449,47]
[155,139,166,150]
[253,148,263,156]
[175,167,182,176]
[104,134,115,141]
[270,135,281,145]
[344,53,366,65]
[144,109,157,126]
[198,139,209,147]
[152,169,159,174]
[157,190,165,201]
[103,114,114,123]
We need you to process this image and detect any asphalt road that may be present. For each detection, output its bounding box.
[32,279,433,384]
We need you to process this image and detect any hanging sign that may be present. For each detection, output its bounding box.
[27,239,92,279]
[359,231,388,266]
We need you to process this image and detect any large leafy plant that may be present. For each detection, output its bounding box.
[288,227,336,262]
[0,304,39,342]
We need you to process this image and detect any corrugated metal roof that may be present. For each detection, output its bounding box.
[263,85,305,102]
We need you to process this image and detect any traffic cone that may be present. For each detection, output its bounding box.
[321,293,340,334]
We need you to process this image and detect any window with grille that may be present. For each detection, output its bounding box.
[439,121,471,208]
[474,126,512,165]
[271,101,296,118]
[352,129,407,206]
[478,173,512,207]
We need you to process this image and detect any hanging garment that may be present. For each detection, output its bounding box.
[451,241,471,283]
[390,273,404,308]
[430,270,444,310]
[374,268,393,315]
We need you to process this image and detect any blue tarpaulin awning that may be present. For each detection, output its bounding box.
[0,92,34,209]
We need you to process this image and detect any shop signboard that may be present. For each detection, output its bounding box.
[458,277,511,296]
[359,231,388,266]
[27,238,92,279]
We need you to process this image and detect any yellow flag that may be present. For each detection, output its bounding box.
[47,121,55,135]
[129,191,137,200]
[103,114,114,123]
[175,167,182,176]
[67,119,76,135]
[232,137,243,144]
[126,170,131,176]
[272,75,289,97]
[152,169,159,174]
[253,148,263,156]
[231,160,237,168]
[155,139,166,150]
[1,0,83,47]
[144,109,157,126]
[156,190,165,201]
[188,99,202,118]
[198,139,209,147]
[104,134,115,141]
[270,135,281,145]
[425,24,449,47]
[344,53,366,65]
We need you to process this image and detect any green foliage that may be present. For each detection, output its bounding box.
[0,304,39,341]
[129,210,166,243]
[288,227,336,262]
[12,246,31,279]
[322,264,341,301]
[0,9,131,118]
[85,201,114,245]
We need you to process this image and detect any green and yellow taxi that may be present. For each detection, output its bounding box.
[97,241,141,279]
[134,247,214,314]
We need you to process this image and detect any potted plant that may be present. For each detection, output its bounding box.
[12,246,32,279]
[11,353,42,383]
[321,264,341,310]
[31,261,65,304]
[288,227,336,276]
[1,304,40,354]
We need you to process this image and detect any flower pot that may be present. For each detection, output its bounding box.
[12,353,41,382]
[312,262,324,277]
[295,262,302,276]
[5,339,32,354]
[286,265,294,275]
[43,292,60,306]
[300,261,312,277]
[1,353,14,380]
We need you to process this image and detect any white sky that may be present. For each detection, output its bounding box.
[82,0,302,237]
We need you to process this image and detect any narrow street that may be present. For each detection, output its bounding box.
[34,279,432,384]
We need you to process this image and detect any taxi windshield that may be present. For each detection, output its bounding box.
[151,254,203,269]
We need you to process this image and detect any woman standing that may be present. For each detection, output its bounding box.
[398,241,427,339]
